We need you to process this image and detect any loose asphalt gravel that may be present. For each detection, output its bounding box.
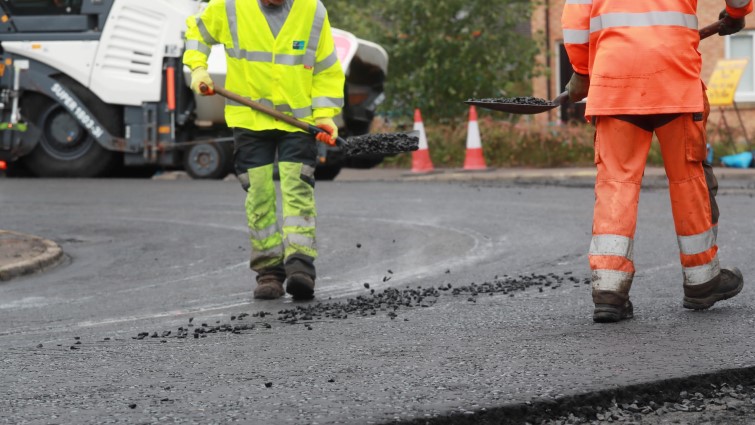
[342,133,420,156]
[466,97,554,106]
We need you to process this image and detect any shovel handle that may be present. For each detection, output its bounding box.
[201,84,345,148]
[699,19,723,40]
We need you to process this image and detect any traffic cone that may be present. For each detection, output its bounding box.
[411,108,434,173]
[463,105,487,170]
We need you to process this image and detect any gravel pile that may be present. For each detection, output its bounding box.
[129,272,588,341]
[538,382,755,425]
[343,132,420,156]
[403,370,755,425]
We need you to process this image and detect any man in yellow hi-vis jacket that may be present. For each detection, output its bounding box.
[183,0,345,300]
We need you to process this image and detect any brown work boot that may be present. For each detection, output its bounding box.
[683,267,743,310]
[253,274,285,300]
[286,272,315,300]
[593,290,634,323]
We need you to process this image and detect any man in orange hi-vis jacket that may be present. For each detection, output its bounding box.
[562,0,752,322]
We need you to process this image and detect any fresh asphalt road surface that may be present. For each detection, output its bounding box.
[2,174,755,424]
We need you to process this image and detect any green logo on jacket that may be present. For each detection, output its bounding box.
[292,40,306,50]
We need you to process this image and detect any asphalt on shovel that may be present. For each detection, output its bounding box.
[466,19,723,115]
[200,84,419,156]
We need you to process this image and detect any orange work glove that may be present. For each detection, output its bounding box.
[315,117,338,145]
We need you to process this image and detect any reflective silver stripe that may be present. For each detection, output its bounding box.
[677,226,717,256]
[275,54,305,66]
[683,256,721,285]
[589,234,634,260]
[226,0,239,56]
[284,233,316,249]
[283,216,316,228]
[590,12,698,33]
[566,0,592,3]
[237,172,250,190]
[275,104,313,119]
[313,50,339,75]
[226,48,274,62]
[303,0,327,68]
[226,97,313,119]
[252,245,284,260]
[727,0,751,8]
[301,164,315,179]
[196,17,219,46]
[591,269,633,293]
[312,96,344,108]
[563,29,590,44]
[250,223,280,241]
[186,39,211,56]
[225,50,306,66]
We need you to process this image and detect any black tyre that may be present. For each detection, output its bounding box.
[314,164,341,181]
[183,142,233,179]
[22,100,118,177]
[343,154,385,169]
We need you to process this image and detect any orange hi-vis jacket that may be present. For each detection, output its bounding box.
[562,0,753,116]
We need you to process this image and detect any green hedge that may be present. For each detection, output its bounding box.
[378,117,750,169]
[378,116,595,168]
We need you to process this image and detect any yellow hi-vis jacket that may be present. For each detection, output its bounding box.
[183,0,345,132]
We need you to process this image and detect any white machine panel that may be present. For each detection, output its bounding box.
[3,41,98,88]
[89,0,197,106]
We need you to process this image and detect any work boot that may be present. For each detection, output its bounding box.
[592,290,634,323]
[683,267,743,310]
[253,274,285,300]
[286,272,315,300]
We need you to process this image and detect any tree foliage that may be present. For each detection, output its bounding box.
[327,0,539,120]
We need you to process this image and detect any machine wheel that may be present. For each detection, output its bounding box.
[314,164,342,181]
[343,154,385,169]
[183,142,233,179]
[22,100,119,177]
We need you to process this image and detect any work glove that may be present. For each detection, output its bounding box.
[566,72,590,102]
[719,9,745,36]
[190,67,214,95]
[315,117,338,145]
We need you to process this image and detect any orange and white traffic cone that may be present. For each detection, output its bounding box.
[411,108,434,173]
[463,105,487,171]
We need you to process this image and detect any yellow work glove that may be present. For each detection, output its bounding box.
[566,72,590,102]
[315,117,338,145]
[190,67,214,95]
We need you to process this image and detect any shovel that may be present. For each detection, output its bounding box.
[466,19,723,115]
[199,84,418,156]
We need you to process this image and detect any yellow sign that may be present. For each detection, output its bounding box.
[707,59,748,106]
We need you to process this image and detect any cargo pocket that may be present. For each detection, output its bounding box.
[685,112,707,162]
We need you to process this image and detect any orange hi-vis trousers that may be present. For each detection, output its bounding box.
[590,106,720,299]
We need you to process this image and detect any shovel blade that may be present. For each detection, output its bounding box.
[465,91,568,115]
[464,100,559,115]
[342,131,419,156]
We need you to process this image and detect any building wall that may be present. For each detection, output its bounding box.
[531,0,755,141]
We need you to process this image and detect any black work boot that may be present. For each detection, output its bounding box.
[286,272,315,300]
[253,274,285,300]
[593,290,634,323]
[683,267,743,310]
